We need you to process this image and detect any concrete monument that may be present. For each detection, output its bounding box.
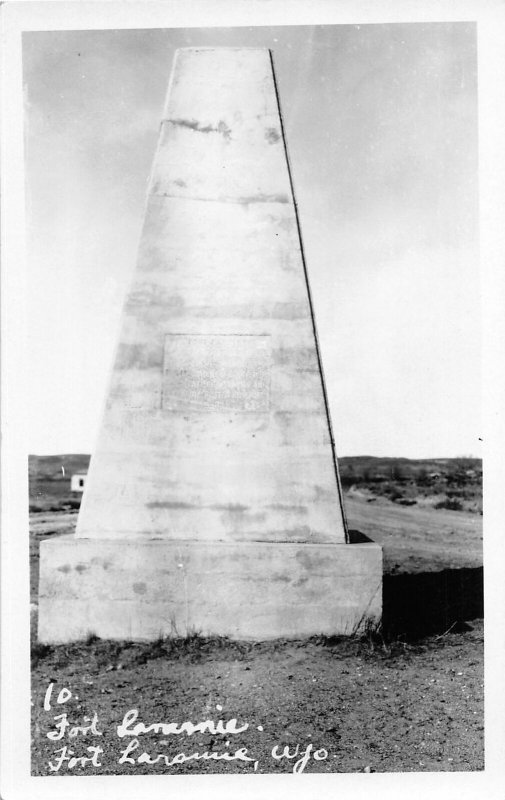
[38,48,382,642]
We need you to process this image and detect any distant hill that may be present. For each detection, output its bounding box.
[29,454,90,511]
[28,454,482,513]
[338,455,482,481]
[337,456,482,514]
[29,453,90,481]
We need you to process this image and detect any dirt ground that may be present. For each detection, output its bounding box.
[30,496,484,775]
[345,492,483,574]
[31,622,484,775]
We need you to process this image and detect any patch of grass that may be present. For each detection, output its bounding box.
[29,624,478,676]
[358,624,415,658]
[131,632,253,664]
[31,642,53,667]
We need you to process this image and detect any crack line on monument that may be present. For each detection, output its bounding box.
[151,190,290,205]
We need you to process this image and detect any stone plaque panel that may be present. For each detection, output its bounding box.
[163,333,271,413]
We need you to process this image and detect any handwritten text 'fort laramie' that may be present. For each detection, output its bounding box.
[42,683,329,774]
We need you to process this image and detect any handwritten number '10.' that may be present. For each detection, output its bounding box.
[44,683,72,711]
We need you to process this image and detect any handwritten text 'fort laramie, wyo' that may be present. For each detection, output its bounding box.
[42,684,329,774]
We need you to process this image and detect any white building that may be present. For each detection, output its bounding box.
[70,473,87,492]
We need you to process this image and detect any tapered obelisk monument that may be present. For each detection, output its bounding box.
[38,49,381,642]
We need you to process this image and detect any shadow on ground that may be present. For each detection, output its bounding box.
[347,529,483,640]
[382,566,483,640]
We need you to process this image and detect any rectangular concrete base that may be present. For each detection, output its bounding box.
[38,536,382,643]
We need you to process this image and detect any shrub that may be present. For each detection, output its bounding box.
[434,497,463,511]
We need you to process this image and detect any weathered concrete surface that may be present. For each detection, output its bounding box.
[38,48,382,641]
[38,536,382,642]
[75,47,347,544]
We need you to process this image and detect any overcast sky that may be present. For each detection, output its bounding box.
[23,22,480,457]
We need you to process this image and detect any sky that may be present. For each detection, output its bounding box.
[22,22,480,457]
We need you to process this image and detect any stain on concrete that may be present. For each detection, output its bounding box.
[236,193,289,205]
[272,346,315,366]
[133,582,147,594]
[210,503,249,512]
[126,286,185,310]
[152,189,289,207]
[273,410,297,421]
[220,511,268,530]
[134,248,175,277]
[279,251,298,272]
[293,575,309,587]
[274,526,312,541]
[91,556,112,570]
[146,501,197,509]
[271,572,290,583]
[57,564,71,574]
[173,178,187,187]
[190,302,306,320]
[271,347,291,366]
[265,127,281,144]
[248,512,268,523]
[115,343,163,370]
[271,302,308,320]
[314,485,336,503]
[295,550,315,571]
[169,118,232,141]
[268,503,308,514]
[75,563,88,574]
[277,216,296,231]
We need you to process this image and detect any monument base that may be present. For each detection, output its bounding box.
[38,536,382,643]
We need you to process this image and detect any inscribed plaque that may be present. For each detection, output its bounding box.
[163,334,271,413]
